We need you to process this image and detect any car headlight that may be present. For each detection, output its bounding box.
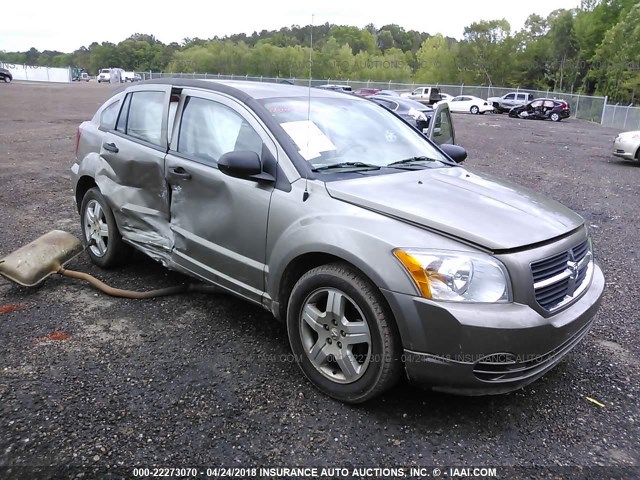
[393,248,511,302]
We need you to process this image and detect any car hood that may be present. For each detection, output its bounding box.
[325,167,584,251]
[618,131,640,139]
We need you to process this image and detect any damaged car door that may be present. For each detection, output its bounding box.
[100,85,174,255]
[165,91,277,303]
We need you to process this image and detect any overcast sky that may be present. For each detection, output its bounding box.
[2,0,582,53]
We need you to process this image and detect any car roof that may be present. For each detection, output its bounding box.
[131,78,362,101]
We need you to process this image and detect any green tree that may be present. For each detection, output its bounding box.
[415,34,459,83]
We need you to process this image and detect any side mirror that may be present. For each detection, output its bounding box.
[218,151,274,182]
[440,144,468,163]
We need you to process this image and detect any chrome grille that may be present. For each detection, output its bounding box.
[531,240,593,312]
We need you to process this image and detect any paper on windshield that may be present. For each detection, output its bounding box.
[280,120,336,160]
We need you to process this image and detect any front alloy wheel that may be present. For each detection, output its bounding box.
[287,263,402,403]
[299,288,372,384]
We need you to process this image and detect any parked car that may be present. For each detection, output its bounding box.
[375,90,401,97]
[440,95,494,114]
[79,72,90,82]
[438,93,455,102]
[315,84,352,93]
[509,98,570,122]
[72,79,604,403]
[401,86,442,105]
[0,67,13,83]
[369,95,456,146]
[613,130,640,162]
[487,92,534,113]
[353,88,379,97]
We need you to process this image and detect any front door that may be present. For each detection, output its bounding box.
[165,90,277,304]
[428,103,456,145]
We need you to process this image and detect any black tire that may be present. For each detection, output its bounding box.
[4,76,11,84]
[287,263,403,403]
[470,105,479,115]
[550,112,561,122]
[80,187,129,268]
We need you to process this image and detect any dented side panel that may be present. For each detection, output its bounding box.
[164,89,280,304]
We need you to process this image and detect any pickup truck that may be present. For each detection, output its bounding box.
[401,86,442,105]
[123,71,141,82]
[487,92,534,113]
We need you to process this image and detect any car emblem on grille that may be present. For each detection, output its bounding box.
[566,251,579,296]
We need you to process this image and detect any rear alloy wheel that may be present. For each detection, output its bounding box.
[470,105,480,115]
[550,112,561,122]
[287,263,402,403]
[80,187,129,268]
[4,76,11,83]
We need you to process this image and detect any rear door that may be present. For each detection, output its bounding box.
[165,89,278,303]
[98,85,173,252]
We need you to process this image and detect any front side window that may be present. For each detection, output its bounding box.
[177,97,263,165]
[504,94,515,100]
[261,96,450,169]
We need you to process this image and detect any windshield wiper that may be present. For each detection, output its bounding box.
[387,156,442,167]
[312,161,382,172]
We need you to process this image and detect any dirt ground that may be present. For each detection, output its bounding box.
[0,81,638,476]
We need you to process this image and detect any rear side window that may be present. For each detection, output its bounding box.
[115,91,165,146]
[100,100,120,130]
[177,97,263,166]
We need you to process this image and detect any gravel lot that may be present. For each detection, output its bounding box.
[0,81,638,478]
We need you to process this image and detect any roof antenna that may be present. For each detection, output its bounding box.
[303,14,314,203]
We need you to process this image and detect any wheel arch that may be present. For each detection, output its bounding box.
[274,251,394,323]
[75,175,98,213]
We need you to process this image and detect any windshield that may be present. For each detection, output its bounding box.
[260,96,450,171]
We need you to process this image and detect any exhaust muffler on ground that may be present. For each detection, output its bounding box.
[0,230,214,298]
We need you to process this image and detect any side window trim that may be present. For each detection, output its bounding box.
[116,92,132,134]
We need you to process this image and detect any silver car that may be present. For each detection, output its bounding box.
[71,80,605,403]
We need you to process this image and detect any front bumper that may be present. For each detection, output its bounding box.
[381,263,605,395]
[613,136,639,160]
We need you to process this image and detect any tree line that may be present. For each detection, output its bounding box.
[1,0,638,103]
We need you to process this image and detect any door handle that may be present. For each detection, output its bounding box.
[103,142,119,153]
[168,166,192,180]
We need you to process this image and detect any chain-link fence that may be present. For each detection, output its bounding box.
[601,104,640,130]
[136,72,611,125]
